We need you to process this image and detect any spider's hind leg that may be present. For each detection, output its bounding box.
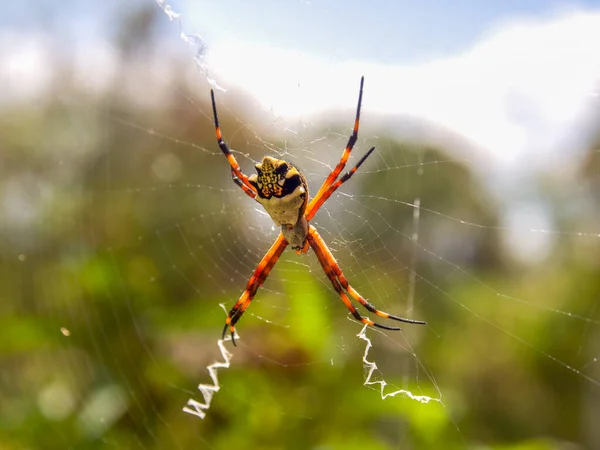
[306,225,426,329]
[343,281,427,325]
[221,233,289,346]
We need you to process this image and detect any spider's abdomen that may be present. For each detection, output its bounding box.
[282,216,309,249]
[255,187,306,226]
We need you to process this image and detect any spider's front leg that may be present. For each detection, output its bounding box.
[223,233,288,346]
[211,90,257,199]
[306,76,375,221]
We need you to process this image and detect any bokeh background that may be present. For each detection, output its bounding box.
[2,1,600,449]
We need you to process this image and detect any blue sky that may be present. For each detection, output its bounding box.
[183,0,600,63]
[3,1,599,61]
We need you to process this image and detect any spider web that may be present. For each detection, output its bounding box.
[3,1,600,448]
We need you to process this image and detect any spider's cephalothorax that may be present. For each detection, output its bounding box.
[210,77,426,345]
[248,156,309,250]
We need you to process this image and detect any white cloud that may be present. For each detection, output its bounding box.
[0,32,53,103]
[208,9,600,162]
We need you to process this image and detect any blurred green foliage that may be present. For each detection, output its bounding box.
[1,5,600,449]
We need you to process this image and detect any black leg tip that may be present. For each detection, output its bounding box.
[221,324,228,340]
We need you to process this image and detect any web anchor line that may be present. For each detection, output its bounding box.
[183,335,237,419]
[155,0,223,91]
[357,325,441,404]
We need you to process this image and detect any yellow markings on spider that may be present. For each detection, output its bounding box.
[210,77,426,346]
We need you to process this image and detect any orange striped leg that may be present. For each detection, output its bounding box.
[210,90,257,199]
[230,168,256,198]
[307,77,365,215]
[223,233,288,345]
[336,272,426,325]
[307,226,426,329]
[306,146,375,221]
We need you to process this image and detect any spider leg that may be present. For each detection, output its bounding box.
[223,233,288,346]
[210,90,257,199]
[230,168,256,198]
[306,76,365,219]
[312,77,364,200]
[305,146,375,221]
[338,274,426,325]
[307,225,426,329]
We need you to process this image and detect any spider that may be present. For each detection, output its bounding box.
[211,77,426,346]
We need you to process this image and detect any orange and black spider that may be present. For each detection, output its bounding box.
[211,77,426,345]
